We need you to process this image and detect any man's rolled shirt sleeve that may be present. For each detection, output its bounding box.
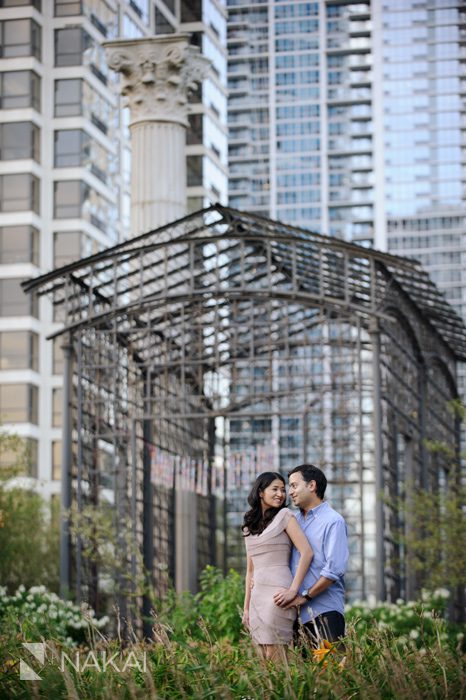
[319,519,349,581]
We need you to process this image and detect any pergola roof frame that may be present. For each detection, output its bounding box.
[22,205,466,361]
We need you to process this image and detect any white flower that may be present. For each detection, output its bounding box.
[433,588,450,600]
[456,632,464,641]
[418,648,427,656]
[409,629,420,640]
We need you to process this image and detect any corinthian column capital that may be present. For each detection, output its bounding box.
[104,34,209,127]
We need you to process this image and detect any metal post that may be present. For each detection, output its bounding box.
[369,319,385,602]
[60,334,74,599]
[142,375,154,638]
[208,417,216,566]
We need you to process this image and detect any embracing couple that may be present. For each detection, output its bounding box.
[242,464,349,661]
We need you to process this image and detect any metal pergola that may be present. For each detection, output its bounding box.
[23,205,466,625]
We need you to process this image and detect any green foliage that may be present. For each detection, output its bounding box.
[346,589,464,652]
[0,571,464,698]
[0,585,108,647]
[154,567,244,643]
[0,612,464,699]
[0,430,60,593]
[397,481,466,593]
[197,566,244,640]
[68,503,147,601]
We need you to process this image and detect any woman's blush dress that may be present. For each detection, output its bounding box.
[245,507,297,645]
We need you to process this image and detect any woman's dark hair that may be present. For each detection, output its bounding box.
[242,471,286,536]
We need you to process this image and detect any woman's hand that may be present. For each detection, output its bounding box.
[241,609,250,628]
[273,587,298,608]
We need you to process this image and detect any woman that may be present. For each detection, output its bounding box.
[242,471,313,661]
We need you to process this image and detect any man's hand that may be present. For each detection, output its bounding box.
[282,593,307,609]
[273,588,304,608]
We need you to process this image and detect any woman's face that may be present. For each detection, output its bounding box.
[260,478,286,511]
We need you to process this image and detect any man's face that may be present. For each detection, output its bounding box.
[288,471,313,510]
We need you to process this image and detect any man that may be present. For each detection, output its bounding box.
[273,464,349,644]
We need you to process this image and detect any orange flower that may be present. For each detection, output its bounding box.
[312,639,334,666]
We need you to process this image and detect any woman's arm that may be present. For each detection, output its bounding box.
[273,516,313,607]
[242,554,254,627]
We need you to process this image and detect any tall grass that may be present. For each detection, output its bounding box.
[1,616,464,699]
[0,569,464,699]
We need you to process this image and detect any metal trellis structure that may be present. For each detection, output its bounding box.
[23,205,466,622]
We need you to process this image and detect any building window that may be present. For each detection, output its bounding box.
[187,197,203,213]
[155,7,174,34]
[52,440,61,480]
[0,71,41,110]
[55,27,90,66]
[0,174,40,214]
[54,129,89,167]
[0,384,38,424]
[0,278,38,317]
[53,180,88,219]
[54,231,82,266]
[0,1,41,7]
[54,231,99,266]
[0,225,39,265]
[181,0,201,22]
[54,78,82,117]
[0,122,40,162]
[0,437,38,478]
[187,113,203,145]
[52,337,64,375]
[160,0,174,13]
[128,0,148,22]
[187,155,203,186]
[54,0,82,16]
[0,331,39,371]
[52,387,62,428]
[0,19,41,60]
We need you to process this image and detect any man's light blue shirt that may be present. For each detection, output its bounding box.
[290,501,349,622]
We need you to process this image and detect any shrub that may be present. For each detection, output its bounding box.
[0,585,108,647]
[346,588,464,652]
[154,566,244,643]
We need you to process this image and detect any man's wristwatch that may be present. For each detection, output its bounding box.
[300,588,313,601]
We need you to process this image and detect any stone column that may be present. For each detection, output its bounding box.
[105,35,209,233]
[105,36,208,596]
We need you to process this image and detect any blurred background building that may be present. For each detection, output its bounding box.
[226,0,466,481]
[227,0,465,322]
[0,0,228,495]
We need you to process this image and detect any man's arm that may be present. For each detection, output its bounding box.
[278,518,349,609]
[281,575,335,609]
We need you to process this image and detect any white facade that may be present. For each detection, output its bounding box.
[0,0,228,495]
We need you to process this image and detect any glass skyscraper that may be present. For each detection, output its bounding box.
[227,0,466,323]
[226,0,466,588]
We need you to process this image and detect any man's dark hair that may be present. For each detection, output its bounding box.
[288,464,327,500]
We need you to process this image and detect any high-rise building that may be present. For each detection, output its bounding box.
[0,0,228,495]
[228,0,375,244]
[227,0,466,320]
[226,0,466,587]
